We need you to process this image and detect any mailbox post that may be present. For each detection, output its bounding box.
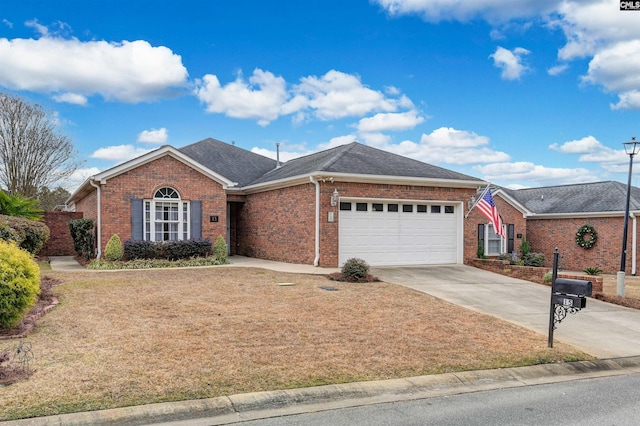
[548,248,593,348]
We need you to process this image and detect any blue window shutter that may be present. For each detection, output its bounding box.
[131,198,144,240]
[191,200,202,239]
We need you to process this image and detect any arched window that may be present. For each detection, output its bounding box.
[144,187,190,241]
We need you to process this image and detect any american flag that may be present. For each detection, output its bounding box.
[476,188,505,238]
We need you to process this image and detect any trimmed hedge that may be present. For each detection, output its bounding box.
[0,214,50,255]
[124,238,213,261]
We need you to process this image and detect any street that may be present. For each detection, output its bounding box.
[159,373,640,426]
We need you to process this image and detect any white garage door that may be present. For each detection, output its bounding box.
[338,200,460,266]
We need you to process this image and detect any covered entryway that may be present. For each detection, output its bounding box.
[338,199,461,266]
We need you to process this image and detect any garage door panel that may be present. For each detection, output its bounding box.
[339,201,459,266]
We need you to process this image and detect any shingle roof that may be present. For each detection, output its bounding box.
[247,142,482,185]
[503,181,640,214]
[179,138,277,187]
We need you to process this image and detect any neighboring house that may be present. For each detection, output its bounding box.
[66,138,485,267]
[492,182,640,274]
[65,138,639,273]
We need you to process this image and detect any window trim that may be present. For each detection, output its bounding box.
[144,188,191,242]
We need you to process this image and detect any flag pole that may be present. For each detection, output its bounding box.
[465,182,491,218]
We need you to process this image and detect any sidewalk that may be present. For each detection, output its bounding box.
[3,357,640,426]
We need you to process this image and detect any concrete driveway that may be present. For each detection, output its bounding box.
[372,265,640,359]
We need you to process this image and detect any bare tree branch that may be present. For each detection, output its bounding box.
[0,93,80,198]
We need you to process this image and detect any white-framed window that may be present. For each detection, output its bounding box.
[484,223,505,256]
[144,188,190,241]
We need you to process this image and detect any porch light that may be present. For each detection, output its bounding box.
[618,136,640,297]
[330,189,339,207]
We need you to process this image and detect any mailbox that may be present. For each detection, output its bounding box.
[554,278,592,297]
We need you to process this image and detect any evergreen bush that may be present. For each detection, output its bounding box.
[123,240,157,260]
[104,234,124,261]
[0,240,40,328]
[341,257,370,280]
[213,235,228,262]
[0,214,49,254]
[522,252,545,267]
[68,219,95,259]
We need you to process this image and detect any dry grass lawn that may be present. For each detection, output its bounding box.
[0,267,589,420]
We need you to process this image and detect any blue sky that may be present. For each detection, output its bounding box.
[1,0,640,191]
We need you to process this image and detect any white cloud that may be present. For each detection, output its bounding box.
[25,19,49,37]
[138,128,168,144]
[2,19,13,29]
[52,92,88,105]
[581,40,640,110]
[318,135,358,150]
[380,127,510,165]
[548,135,603,154]
[195,68,414,126]
[374,0,561,23]
[296,70,400,120]
[90,145,153,162]
[57,167,102,193]
[356,110,425,133]
[0,36,188,103]
[547,63,568,76]
[549,135,628,170]
[489,46,531,80]
[475,161,598,186]
[195,69,291,126]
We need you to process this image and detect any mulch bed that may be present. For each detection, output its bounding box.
[0,277,61,385]
[327,272,380,283]
[593,292,640,310]
[0,276,62,340]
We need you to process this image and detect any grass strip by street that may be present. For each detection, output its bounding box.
[0,267,591,421]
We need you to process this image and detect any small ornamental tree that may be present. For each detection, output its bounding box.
[0,240,40,328]
[68,219,94,259]
[104,234,124,261]
[341,257,370,281]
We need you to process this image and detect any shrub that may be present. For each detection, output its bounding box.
[0,191,43,221]
[68,219,95,259]
[0,214,49,255]
[543,272,553,283]
[124,239,213,261]
[124,240,158,260]
[477,240,486,259]
[213,235,228,262]
[104,234,124,261]
[165,238,212,260]
[583,266,603,276]
[519,238,531,256]
[522,252,545,267]
[0,240,40,328]
[341,257,370,280]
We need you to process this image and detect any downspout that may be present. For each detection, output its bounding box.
[633,213,637,276]
[309,176,320,267]
[89,179,102,258]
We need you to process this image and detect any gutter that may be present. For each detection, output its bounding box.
[89,179,102,258]
[309,176,320,267]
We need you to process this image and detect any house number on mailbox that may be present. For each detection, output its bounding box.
[210,215,219,222]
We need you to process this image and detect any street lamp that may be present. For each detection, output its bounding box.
[618,136,640,297]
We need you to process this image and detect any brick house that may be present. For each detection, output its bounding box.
[66,138,639,272]
[67,138,488,267]
[492,182,640,274]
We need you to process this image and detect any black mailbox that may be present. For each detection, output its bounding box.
[554,278,593,297]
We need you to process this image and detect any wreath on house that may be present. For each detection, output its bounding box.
[576,224,597,249]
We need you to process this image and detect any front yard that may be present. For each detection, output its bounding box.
[0,267,589,421]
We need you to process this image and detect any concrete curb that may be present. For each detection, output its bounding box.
[4,357,640,425]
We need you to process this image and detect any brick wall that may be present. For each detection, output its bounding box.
[74,155,227,257]
[237,183,316,264]
[40,211,84,256]
[526,216,628,274]
[468,258,603,293]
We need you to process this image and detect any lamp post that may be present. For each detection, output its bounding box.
[618,137,640,297]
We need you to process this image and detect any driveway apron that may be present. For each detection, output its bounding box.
[372,265,640,359]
